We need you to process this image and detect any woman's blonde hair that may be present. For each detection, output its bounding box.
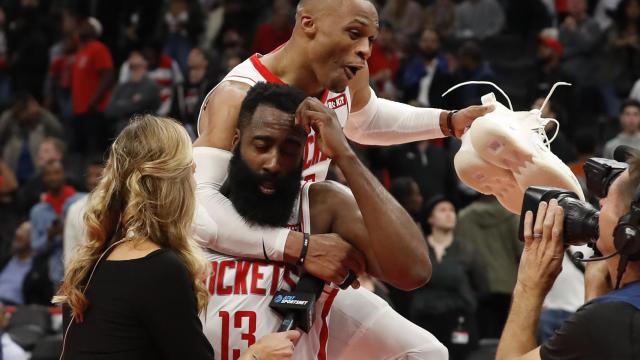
[54,115,209,320]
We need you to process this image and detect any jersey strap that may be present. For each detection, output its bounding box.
[591,281,640,310]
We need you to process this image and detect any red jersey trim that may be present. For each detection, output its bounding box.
[317,288,338,360]
[250,54,285,85]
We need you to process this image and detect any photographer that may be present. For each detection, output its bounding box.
[497,147,640,360]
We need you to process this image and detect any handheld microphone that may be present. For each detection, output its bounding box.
[572,249,621,262]
[269,273,325,333]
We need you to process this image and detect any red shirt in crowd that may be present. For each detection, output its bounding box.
[71,40,113,114]
[252,23,293,55]
[42,185,76,215]
[367,43,400,92]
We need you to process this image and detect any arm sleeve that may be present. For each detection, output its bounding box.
[344,87,445,146]
[193,147,290,261]
[140,254,214,360]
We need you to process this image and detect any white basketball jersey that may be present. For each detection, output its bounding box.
[197,52,352,182]
[201,182,339,360]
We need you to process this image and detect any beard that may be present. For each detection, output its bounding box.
[227,146,303,227]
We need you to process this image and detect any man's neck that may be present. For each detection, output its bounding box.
[608,258,640,289]
[261,40,325,97]
[429,229,453,245]
[622,129,638,137]
[49,187,64,197]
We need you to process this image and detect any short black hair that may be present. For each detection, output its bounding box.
[238,82,307,130]
[620,99,640,114]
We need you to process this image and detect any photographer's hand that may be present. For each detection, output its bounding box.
[496,199,564,360]
[517,199,565,297]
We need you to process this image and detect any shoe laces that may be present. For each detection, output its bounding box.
[441,81,571,150]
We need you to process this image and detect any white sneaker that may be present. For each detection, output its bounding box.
[446,82,584,214]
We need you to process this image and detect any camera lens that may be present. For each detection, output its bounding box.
[520,186,599,246]
[556,195,599,246]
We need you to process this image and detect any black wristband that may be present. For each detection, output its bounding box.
[297,233,310,266]
[447,110,457,137]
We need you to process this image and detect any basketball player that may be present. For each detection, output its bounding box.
[200,82,446,359]
[192,0,493,284]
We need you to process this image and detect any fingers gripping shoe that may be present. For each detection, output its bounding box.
[447,82,584,214]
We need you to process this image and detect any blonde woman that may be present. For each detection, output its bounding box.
[55,115,299,359]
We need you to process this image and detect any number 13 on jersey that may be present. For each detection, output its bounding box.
[219,310,257,360]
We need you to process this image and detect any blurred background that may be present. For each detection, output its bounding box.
[0,0,636,358]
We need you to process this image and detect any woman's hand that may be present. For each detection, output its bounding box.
[243,330,302,360]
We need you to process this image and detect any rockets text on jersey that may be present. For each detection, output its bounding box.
[201,182,339,360]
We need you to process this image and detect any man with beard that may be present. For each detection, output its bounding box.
[200,83,446,359]
[400,29,457,109]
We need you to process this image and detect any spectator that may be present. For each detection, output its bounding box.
[162,0,205,72]
[603,99,640,158]
[410,196,486,360]
[0,157,17,195]
[0,303,28,360]
[386,140,459,205]
[63,160,104,265]
[15,137,81,217]
[29,161,82,288]
[45,36,77,122]
[118,41,183,116]
[381,0,424,42]
[454,0,505,40]
[423,0,456,40]
[106,50,161,133]
[251,0,293,55]
[0,93,63,184]
[532,30,573,115]
[600,0,640,117]
[558,0,602,86]
[401,29,456,109]
[452,41,497,108]
[456,195,522,339]
[0,222,33,305]
[367,21,400,98]
[7,0,50,100]
[173,47,216,135]
[0,6,10,105]
[71,19,115,157]
[390,177,425,225]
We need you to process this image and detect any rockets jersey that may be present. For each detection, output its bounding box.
[197,52,352,182]
[201,182,339,360]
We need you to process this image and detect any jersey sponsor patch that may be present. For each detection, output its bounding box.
[325,94,347,110]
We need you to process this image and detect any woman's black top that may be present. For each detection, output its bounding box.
[64,248,214,359]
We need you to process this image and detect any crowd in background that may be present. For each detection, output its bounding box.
[0,0,639,358]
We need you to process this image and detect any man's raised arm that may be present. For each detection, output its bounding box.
[344,66,493,145]
[297,97,431,290]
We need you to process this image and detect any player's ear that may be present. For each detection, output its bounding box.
[299,14,318,38]
[231,129,241,150]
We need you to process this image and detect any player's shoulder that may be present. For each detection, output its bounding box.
[308,180,354,207]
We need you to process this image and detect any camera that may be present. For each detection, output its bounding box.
[518,158,629,246]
